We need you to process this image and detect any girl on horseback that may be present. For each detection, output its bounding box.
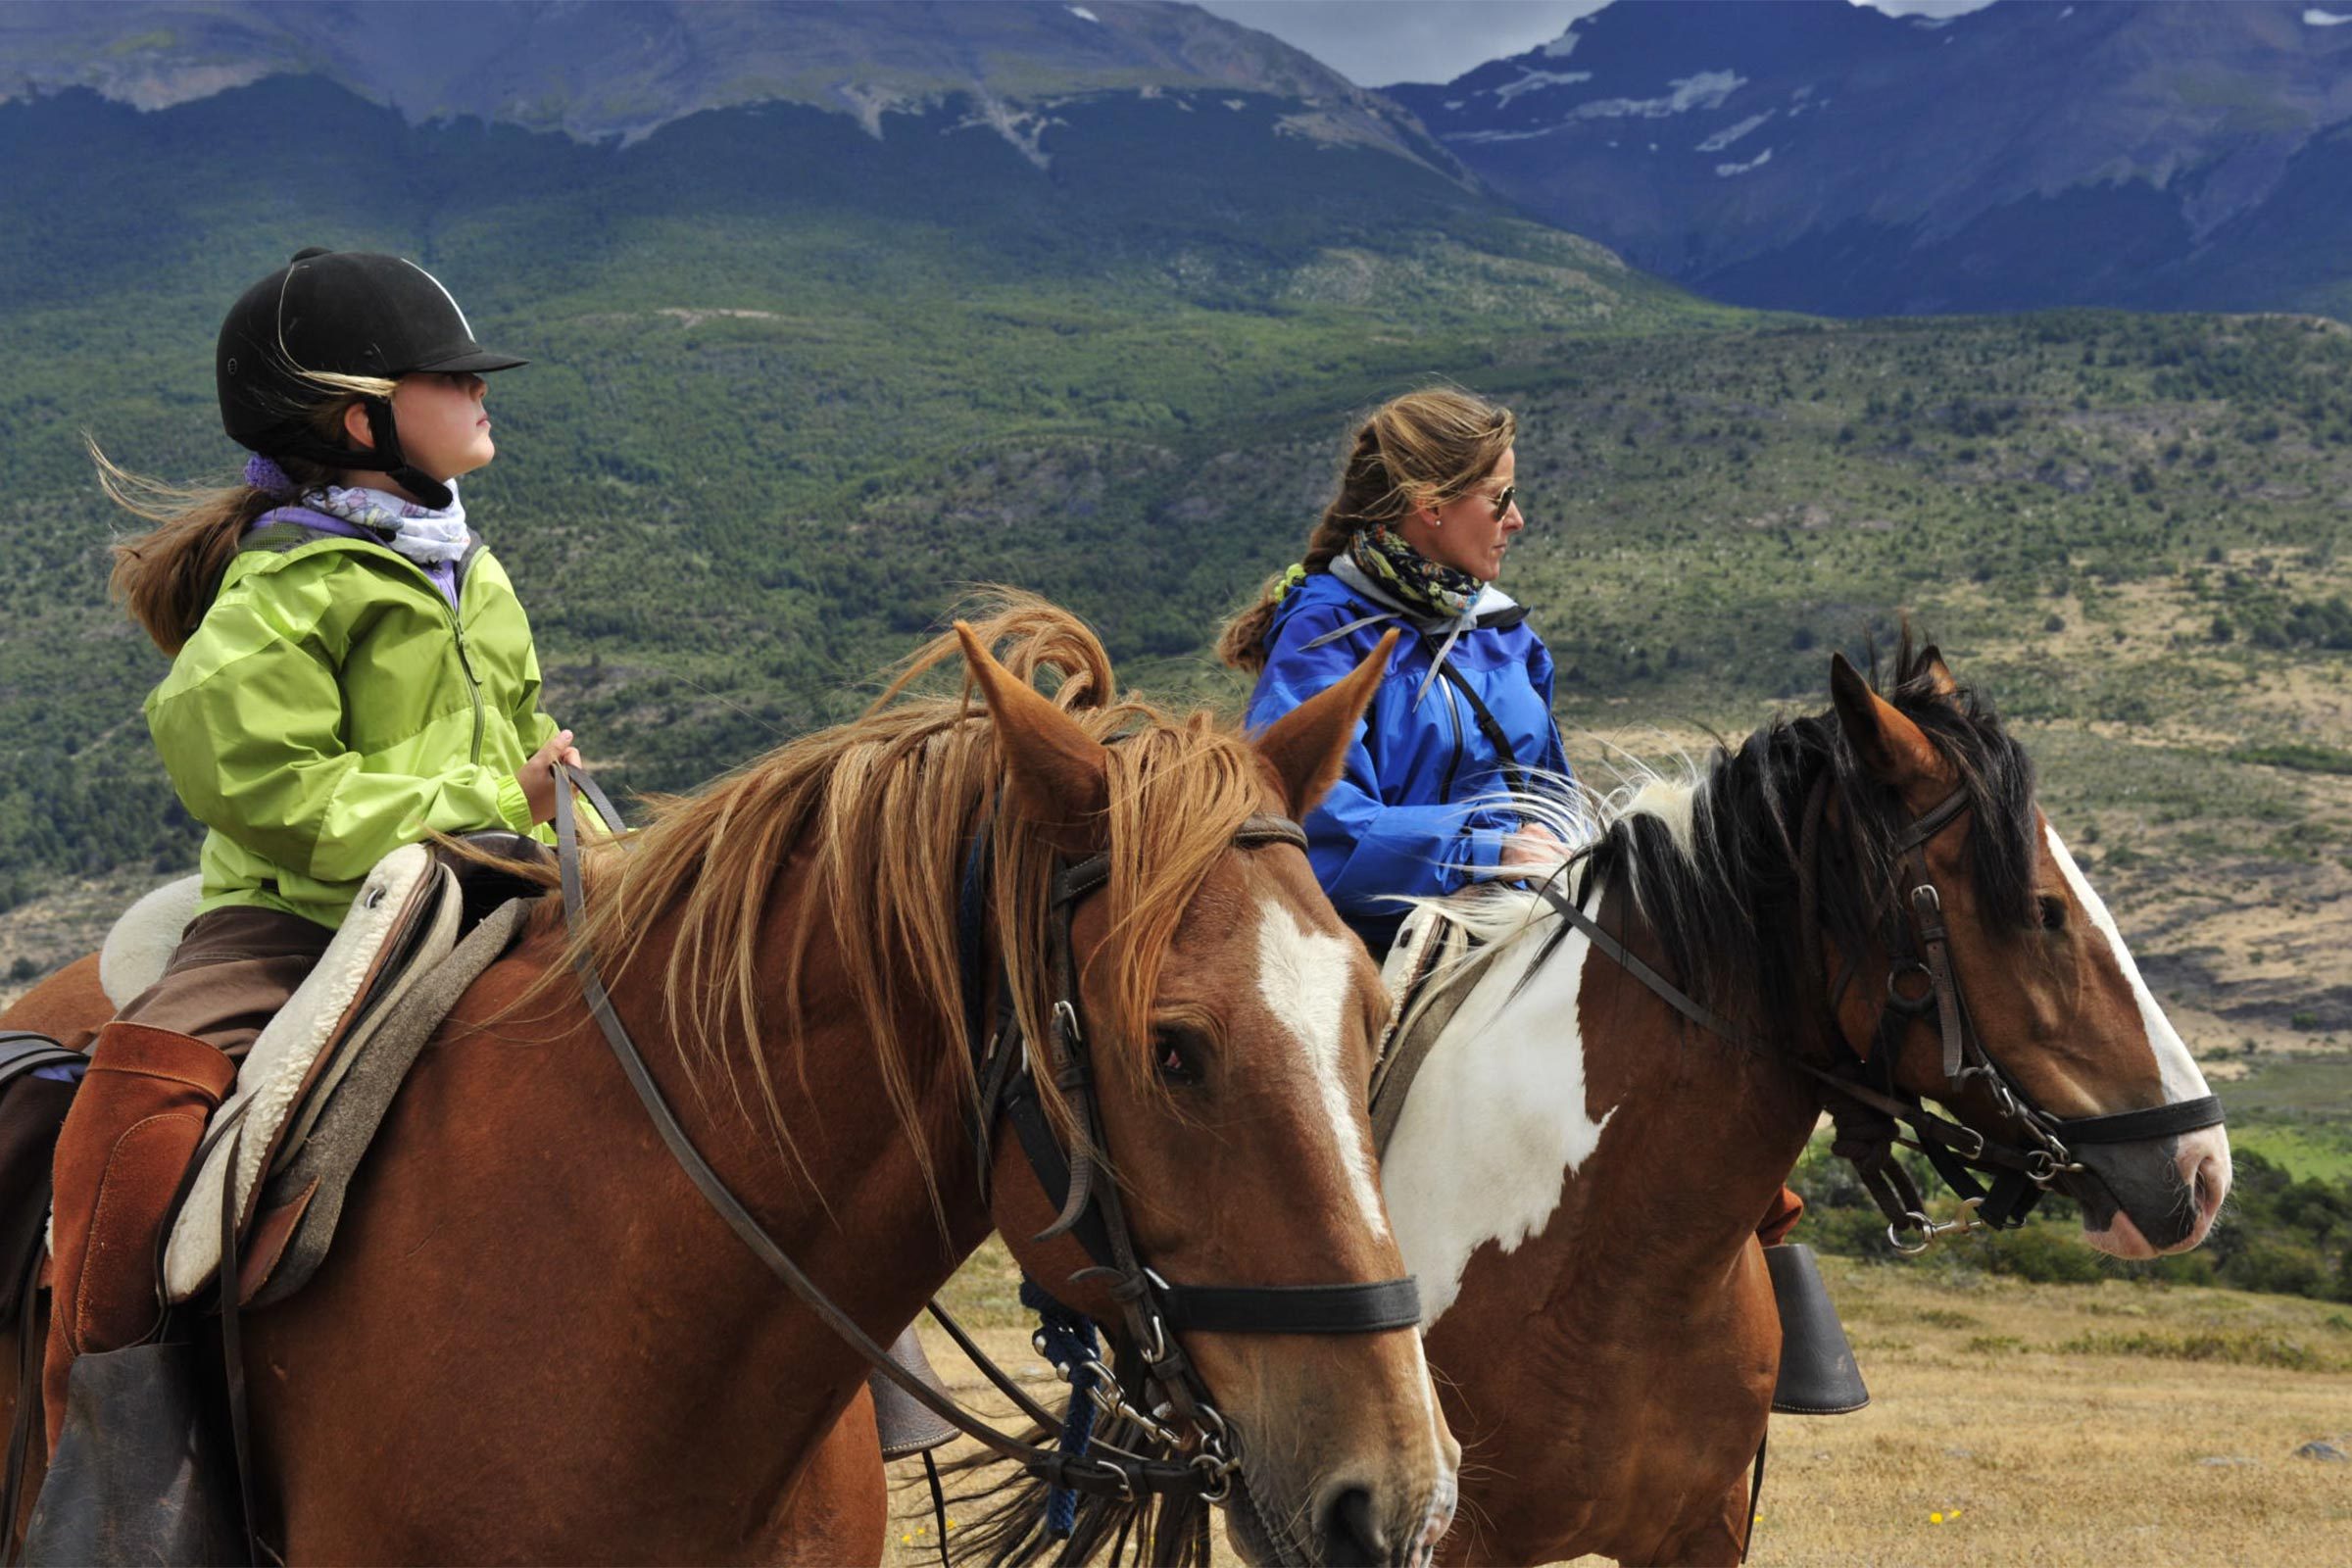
[46,248,580,1414]
[1220,386,1569,955]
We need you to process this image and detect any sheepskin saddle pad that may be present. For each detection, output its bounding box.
[99,844,466,1304]
[1366,902,1493,1158]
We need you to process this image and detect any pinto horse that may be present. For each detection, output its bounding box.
[967,639,2229,1567]
[2,598,1453,1565]
[1379,640,2230,1565]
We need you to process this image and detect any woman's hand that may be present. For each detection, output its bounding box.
[1500,821,1562,869]
[515,727,584,826]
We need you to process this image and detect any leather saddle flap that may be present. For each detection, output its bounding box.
[162,844,461,1302]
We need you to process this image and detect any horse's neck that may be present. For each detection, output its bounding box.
[1381,874,1818,1325]
[565,902,993,1415]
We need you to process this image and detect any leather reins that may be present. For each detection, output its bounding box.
[551,767,1418,1506]
[1528,774,2224,1251]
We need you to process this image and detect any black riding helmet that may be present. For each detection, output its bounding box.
[217,247,526,509]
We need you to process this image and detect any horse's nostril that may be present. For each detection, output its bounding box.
[1319,1485,1387,1568]
[2194,1155,2222,1216]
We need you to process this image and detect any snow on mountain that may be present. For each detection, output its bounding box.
[1387,0,2352,318]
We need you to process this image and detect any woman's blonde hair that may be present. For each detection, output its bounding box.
[100,368,396,655]
[1217,385,1516,672]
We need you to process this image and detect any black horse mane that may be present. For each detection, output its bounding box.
[1571,628,2039,1034]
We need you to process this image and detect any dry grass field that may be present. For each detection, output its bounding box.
[886,1245,2352,1568]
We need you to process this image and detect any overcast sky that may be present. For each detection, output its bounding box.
[1194,0,2000,88]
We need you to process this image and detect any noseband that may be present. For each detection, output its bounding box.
[1534,774,2224,1253]
[553,771,1416,1507]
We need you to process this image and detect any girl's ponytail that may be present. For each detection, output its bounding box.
[96,440,338,656]
[1217,387,1515,674]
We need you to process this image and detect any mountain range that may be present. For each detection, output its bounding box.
[0,0,1458,173]
[1388,0,2352,318]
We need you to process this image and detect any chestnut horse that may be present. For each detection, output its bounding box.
[3,599,1454,1564]
[967,640,2230,1567]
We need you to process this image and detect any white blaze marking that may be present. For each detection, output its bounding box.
[2045,825,2212,1103]
[1256,901,1389,1242]
[1381,903,1613,1324]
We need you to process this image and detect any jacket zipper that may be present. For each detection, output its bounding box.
[448,555,485,763]
[368,540,486,763]
[452,613,484,763]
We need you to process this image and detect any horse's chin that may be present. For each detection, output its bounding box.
[1220,1473,1295,1567]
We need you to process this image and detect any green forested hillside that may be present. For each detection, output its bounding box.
[1,78,2345,1062]
[0,74,1720,900]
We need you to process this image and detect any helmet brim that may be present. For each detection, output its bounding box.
[412,348,530,374]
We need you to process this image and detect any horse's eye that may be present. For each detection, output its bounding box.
[1153,1028,1203,1085]
[2036,894,2069,933]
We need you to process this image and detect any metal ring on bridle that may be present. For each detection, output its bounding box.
[1885,960,1936,1010]
[1192,1450,1237,1503]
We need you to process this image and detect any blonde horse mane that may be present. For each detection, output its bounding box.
[534,592,1282,1208]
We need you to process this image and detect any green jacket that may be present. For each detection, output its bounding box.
[148,515,562,930]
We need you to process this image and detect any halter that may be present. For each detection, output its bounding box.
[1531,774,2224,1253]
[551,768,1417,1509]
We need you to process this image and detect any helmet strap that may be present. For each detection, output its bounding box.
[361,399,456,511]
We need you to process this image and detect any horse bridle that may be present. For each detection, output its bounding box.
[551,768,1418,1507]
[1803,781,2225,1247]
[1532,774,2224,1252]
[956,808,1423,1498]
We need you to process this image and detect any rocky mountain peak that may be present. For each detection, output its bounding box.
[0,0,1462,176]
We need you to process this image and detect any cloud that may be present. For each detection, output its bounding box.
[1199,0,2002,89]
[1196,0,1609,88]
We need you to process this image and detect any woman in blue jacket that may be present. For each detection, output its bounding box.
[1221,387,1569,955]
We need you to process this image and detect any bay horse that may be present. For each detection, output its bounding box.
[2,597,1454,1565]
[964,638,2230,1567]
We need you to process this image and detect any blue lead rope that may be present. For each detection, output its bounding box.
[1020,1275,1101,1539]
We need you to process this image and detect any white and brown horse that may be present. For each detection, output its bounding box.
[2,599,1453,1565]
[1383,640,2229,1564]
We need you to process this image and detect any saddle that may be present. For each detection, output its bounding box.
[1367,903,1501,1157]
[83,837,547,1309]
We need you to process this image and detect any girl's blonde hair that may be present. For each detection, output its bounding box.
[1217,386,1516,672]
[100,368,396,655]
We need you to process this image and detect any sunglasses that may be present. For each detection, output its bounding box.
[1490,483,1517,521]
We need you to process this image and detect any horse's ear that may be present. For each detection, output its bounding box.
[1253,629,1398,816]
[957,622,1110,856]
[1830,652,1943,788]
[1917,644,1961,700]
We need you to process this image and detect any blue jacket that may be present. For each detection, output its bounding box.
[1245,561,1570,953]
